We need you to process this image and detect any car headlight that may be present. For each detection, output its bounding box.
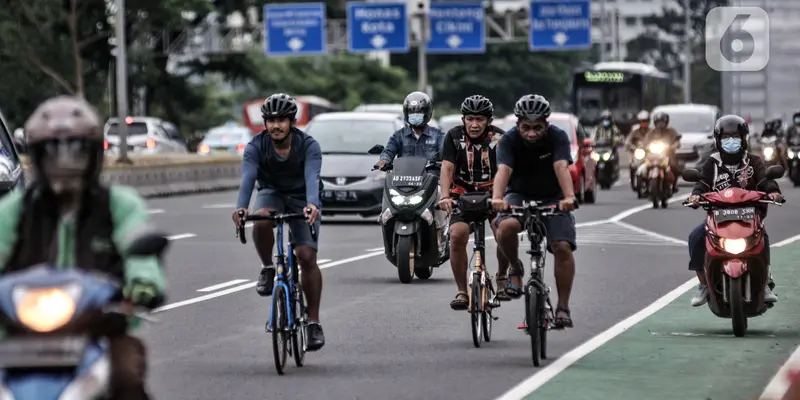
[590,151,600,161]
[763,146,774,159]
[13,285,81,332]
[648,142,665,154]
[634,148,646,160]
[372,170,387,181]
[721,238,747,255]
[602,152,611,161]
[389,188,425,206]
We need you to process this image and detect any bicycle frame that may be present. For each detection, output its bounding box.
[266,220,300,332]
[468,218,489,312]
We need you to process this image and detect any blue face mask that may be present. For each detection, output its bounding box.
[602,120,611,127]
[721,137,742,153]
[408,113,425,126]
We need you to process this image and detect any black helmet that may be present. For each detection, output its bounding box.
[713,114,749,153]
[261,93,298,120]
[403,91,433,127]
[514,94,551,121]
[793,112,800,124]
[652,111,669,125]
[460,95,493,117]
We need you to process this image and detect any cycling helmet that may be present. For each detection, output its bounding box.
[713,114,749,153]
[513,94,551,120]
[652,111,669,125]
[261,93,298,120]
[636,110,649,121]
[460,95,493,117]
[403,91,433,127]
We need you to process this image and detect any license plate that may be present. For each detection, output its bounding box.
[323,190,357,202]
[713,207,756,222]
[214,146,229,151]
[392,175,422,186]
[0,336,88,367]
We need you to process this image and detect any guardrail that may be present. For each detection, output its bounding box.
[21,154,243,198]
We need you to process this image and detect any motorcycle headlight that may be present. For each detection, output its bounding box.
[788,149,795,159]
[590,151,600,161]
[372,170,387,181]
[13,284,81,332]
[648,142,665,154]
[602,152,611,161]
[763,146,774,159]
[389,188,425,206]
[634,148,646,160]
[721,238,747,255]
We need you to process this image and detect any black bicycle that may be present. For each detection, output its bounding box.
[508,200,577,367]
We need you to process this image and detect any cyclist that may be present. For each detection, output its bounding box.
[231,93,325,351]
[0,96,166,400]
[491,94,578,329]
[438,95,508,310]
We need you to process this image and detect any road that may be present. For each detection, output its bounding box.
[140,176,800,400]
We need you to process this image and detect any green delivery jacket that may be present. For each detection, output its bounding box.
[0,183,166,315]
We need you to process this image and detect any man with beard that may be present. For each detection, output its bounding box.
[232,93,325,351]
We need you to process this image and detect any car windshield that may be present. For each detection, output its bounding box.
[660,110,715,133]
[306,119,396,154]
[106,122,148,136]
[548,119,574,143]
[205,128,250,142]
[438,118,461,132]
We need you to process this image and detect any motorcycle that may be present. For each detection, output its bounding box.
[0,233,167,399]
[786,136,800,187]
[629,147,647,198]
[681,166,785,337]
[368,145,449,284]
[592,139,620,190]
[759,135,782,168]
[637,141,673,208]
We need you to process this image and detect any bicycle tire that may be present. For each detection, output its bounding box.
[291,286,307,367]
[482,274,493,342]
[470,276,482,348]
[526,286,541,367]
[271,285,289,375]
[539,292,548,360]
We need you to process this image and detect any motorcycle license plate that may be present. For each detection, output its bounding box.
[0,336,88,367]
[713,207,756,222]
[392,175,423,186]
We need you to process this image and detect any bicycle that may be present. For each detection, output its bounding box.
[236,209,316,375]
[508,200,578,367]
[447,192,499,348]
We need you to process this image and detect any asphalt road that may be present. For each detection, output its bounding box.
[139,175,800,400]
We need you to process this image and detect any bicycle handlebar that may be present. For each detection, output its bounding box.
[235,209,316,244]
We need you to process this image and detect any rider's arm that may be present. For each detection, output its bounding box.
[379,130,402,163]
[303,138,322,208]
[691,160,716,195]
[109,186,166,295]
[751,156,781,194]
[235,142,259,209]
[552,129,576,199]
[493,133,514,199]
[0,191,23,271]
[439,133,457,198]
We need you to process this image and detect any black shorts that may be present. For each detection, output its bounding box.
[493,192,577,253]
[449,211,497,227]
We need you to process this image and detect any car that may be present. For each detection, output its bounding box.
[0,112,25,196]
[352,103,440,128]
[196,123,254,156]
[437,114,462,133]
[549,113,597,204]
[306,112,405,217]
[104,116,188,155]
[650,104,720,173]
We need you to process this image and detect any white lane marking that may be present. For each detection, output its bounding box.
[608,191,689,222]
[612,220,687,245]
[365,247,384,252]
[495,278,699,400]
[148,209,165,214]
[203,203,236,209]
[197,279,250,292]
[318,259,332,264]
[774,233,800,248]
[167,233,196,240]
[761,347,800,398]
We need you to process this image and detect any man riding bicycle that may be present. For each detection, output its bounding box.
[231,93,325,351]
[491,94,578,329]
[438,95,508,310]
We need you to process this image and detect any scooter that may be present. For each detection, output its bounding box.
[629,147,647,198]
[682,166,785,337]
[759,135,782,168]
[592,139,620,190]
[0,233,167,399]
[368,145,449,284]
[786,136,800,187]
[637,141,673,208]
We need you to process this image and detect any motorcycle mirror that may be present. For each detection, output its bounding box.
[127,232,170,258]
[766,165,785,179]
[682,168,702,182]
[367,144,384,155]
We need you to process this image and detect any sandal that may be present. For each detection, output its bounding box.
[495,274,511,302]
[450,291,469,311]
[505,260,524,299]
[554,306,573,329]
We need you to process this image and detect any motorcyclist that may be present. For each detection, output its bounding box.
[685,115,781,306]
[593,110,623,146]
[625,110,651,152]
[0,96,166,400]
[760,117,787,168]
[437,95,508,309]
[787,111,800,145]
[641,111,681,193]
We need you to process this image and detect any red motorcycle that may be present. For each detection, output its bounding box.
[681,165,785,337]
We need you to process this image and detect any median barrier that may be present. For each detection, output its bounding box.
[20,154,243,197]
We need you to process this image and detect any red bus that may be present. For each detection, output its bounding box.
[242,95,340,134]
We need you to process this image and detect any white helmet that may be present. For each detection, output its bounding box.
[636,110,649,121]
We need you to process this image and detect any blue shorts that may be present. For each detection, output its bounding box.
[254,188,321,250]
[494,192,577,253]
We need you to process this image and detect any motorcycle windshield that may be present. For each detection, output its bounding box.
[389,156,431,193]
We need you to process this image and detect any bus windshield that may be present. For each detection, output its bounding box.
[575,84,641,122]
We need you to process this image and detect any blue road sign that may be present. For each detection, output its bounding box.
[529,0,592,51]
[347,2,409,53]
[426,3,485,53]
[264,3,326,55]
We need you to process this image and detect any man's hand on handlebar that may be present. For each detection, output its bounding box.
[305,203,319,224]
[373,160,387,171]
[437,197,454,214]
[558,197,576,212]
[768,192,784,203]
[686,194,701,207]
[491,198,507,212]
[232,208,247,228]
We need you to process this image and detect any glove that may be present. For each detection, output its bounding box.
[123,278,162,308]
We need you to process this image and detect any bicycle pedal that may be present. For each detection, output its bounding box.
[517,322,527,330]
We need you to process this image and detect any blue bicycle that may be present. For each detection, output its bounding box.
[237,209,316,375]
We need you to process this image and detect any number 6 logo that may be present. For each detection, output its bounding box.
[705,6,769,72]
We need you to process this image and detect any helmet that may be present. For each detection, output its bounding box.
[636,110,649,121]
[600,110,612,120]
[460,95,493,117]
[513,94,551,121]
[403,91,433,127]
[652,111,669,125]
[713,114,749,154]
[793,112,800,124]
[261,93,298,120]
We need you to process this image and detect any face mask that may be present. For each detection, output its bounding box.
[408,113,425,126]
[721,137,742,154]
[794,118,800,124]
[602,120,611,127]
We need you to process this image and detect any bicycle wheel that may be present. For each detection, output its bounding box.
[526,285,541,367]
[291,287,307,367]
[539,293,548,360]
[271,285,289,375]
[470,275,482,348]
[481,275,493,342]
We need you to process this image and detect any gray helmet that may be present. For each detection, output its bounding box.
[261,93,298,120]
[514,94,551,120]
[460,95,493,117]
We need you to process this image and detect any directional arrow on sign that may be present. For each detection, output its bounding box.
[446,35,462,49]
[370,34,387,49]
[553,32,568,46]
[287,37,305,52]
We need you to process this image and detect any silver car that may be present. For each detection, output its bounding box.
[651,104,720,170]
[104,116,188,155]
[197,124,254,156]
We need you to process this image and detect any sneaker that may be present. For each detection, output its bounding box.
[691,284,709,307]
[306,322,325,351]
[256,266,275,297]
[764,284,778,303]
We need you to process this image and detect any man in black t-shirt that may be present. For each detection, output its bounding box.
[438,95,509,310]
[491,94,578,329]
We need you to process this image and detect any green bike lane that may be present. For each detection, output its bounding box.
[509,243,800,400]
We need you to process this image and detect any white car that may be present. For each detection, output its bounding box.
[104,116,188,155]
